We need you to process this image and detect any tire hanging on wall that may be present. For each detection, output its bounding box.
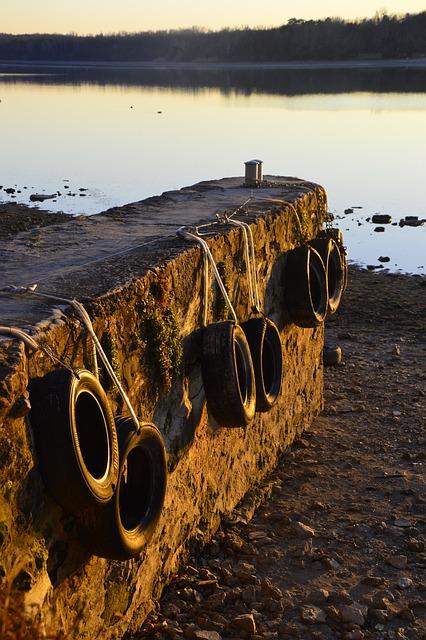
[241,316,283,412]
[78,417,167,560]
[201,321,256,428]
[318,228,348,293]
[309,237,344,315]
[29,368,119,513]
[283,244,328,328]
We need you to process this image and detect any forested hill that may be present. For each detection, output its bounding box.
[1,12,425,63]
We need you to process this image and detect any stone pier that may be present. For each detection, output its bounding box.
[0,176,326,639]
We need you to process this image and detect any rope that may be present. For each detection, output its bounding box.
[228,220,255,310]
[20,290,100,379]
[177,227,238,324]
[281,201,305,239]
[226,218,261,314]
[0,325,78,376]
[0,236,167,292]
[202,250,209,328]
[0,326,39,351]
[3,287,140,430]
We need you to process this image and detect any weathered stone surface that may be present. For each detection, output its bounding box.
[0,177,325,639]
[231,613,257,634]
[338,604,366,626]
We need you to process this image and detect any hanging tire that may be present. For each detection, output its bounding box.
[79,417,167,560]
[283,245,328,328]
[201,321,256,428]
[318,228,348,293]
[340,245,349,293]
[309,237,344,315]
[241,316,283,412]
[29,368,119,513]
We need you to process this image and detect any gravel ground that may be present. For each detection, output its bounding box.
[131,267,426,640]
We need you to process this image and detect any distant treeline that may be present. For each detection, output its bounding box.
[1,12,425,63]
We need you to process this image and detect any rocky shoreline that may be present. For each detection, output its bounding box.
[0,203,70,241]
[131,267,425,640]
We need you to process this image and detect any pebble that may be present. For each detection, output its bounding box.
[321,557,340,570]
[369,609,388,623]
[406,538,424,552]
[323,345,343,366]
[225,533,244,552]
[193,632,222,640]
[312,500,327,510]
[344,631,364,640]
[338,604,365,626]
[386,555,408,569]
[248,530,269,540]
[329,589,352,604]
[291,521,316,538]
[231,613,257,634]
[234,564,257,584]
[205,592,226,609]
[260,578,282,600]
[396,576,413,590]
[300,605,327,624]
[393,519,411,528]
[361,575,385,587]
[308,588,330,605]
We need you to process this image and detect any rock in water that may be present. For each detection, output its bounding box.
[372,214,392,224]
[30,193,57,202]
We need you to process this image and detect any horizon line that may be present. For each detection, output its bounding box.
[2,9,424,38]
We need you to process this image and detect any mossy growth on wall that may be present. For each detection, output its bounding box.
[292,189,328,244]
[99,331,121,391]
[293,204,310,244]
[138,289,183,393]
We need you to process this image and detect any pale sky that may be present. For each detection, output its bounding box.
[1,0,425,35]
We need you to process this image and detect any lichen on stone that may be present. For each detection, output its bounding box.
[0,522,8,548]
[138,295,183,393]
[100,331,121,390]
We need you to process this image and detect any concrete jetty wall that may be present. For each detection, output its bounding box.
[0,177,326,639]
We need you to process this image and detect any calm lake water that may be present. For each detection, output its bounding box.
[0,63,425,273]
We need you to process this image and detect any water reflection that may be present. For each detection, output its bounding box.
[0,65,425,273]
[1,63,426,96]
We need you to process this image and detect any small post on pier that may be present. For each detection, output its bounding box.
[244,159,263,186]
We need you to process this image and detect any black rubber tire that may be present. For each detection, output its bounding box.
[309,237,344,315]
[79,418,167,560]
[318,228,348,293]
[201,321,256,428]
[340,245,349,293]
[318,227,344,246]
[241,316,283,412]
[29,368,119,513]
[283,245,328,328]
